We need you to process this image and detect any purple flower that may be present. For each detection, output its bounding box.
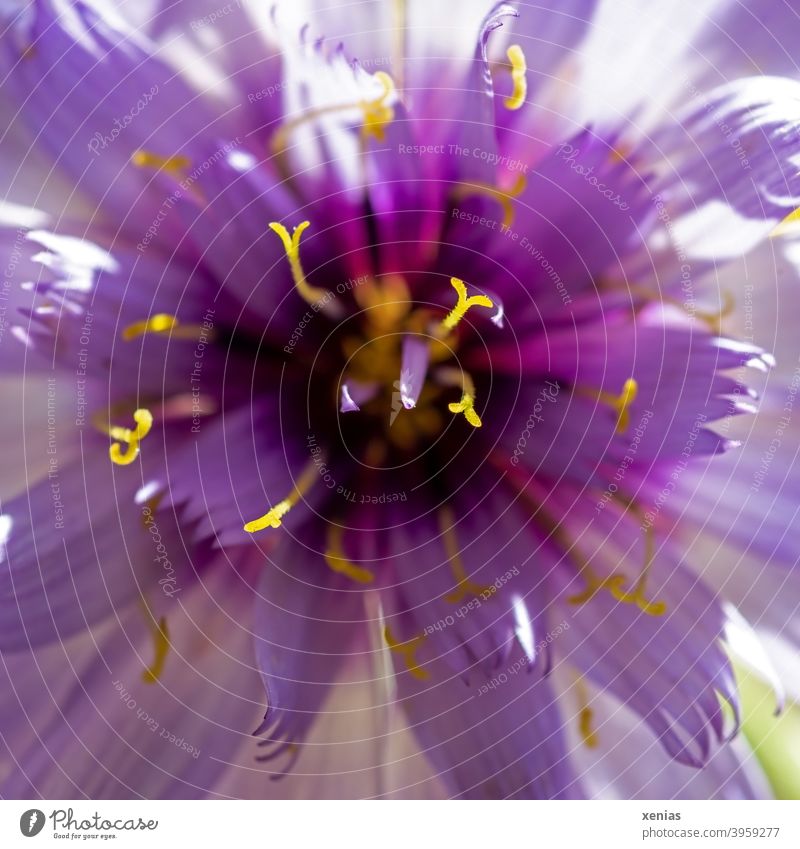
[1,0,799,799]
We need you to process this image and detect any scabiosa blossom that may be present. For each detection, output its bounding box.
[1,0,799,800]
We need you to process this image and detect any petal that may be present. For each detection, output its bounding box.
[386,611,582,799]
[144,0,283,141]
[489,305,771,487]
[1,566,262,797]
[253,527,365,770]
[443,128,651,316]
[565,683,771,799]
[0,443,196,650]
[158,403,332,549]
[398,336,430,409]
[648,76,800,229]
[554,555,740,768]
[4,227,228,402]
[0,0,223,225]
[568,0,724,128]
[382,487,553,679]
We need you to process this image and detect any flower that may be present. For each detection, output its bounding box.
[1,0,799,800]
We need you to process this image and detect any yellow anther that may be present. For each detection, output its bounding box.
[574,677,599,748]
[439,508,492,603]
[268,221,333,308]
[448,395,482,428]
[142,615,170,684]
[131,150,191,176]
[503,45,527,111]
[271,71,397,155]
[695,290,735,336]
[770,207,800,238]
[384,626,429,681]
[579,707,599,748]
[568,573,665,616]
[440,277,494,333]
[324,524,375,584]
[360,71,396,142]
[122,314,178,341]
[107,408,153,466]
[439,367,484,428]
[122,314,215,342]
[582,377,638,434]
[568,526,665,616]
[607,574,667,616]
[244,459,319,534]
[452,174,526,229]
[567,572,620,605]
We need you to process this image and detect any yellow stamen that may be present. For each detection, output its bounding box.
[384,626,429,680]
[606,574,667,616]
[579,707,599,748]
[244,459,319,533]
[568,525,665,616]
[503,45,527,111]
[142,615,170,684]
[356,274,412,330]
[361,71,397,142]
[439,507,491,603]
[575,678,599,748]
[107,408,153,466]
[122,314,179,340]
[440,277,494,334]
[695,290,735,336]
[452,174,526,229]
[271,71,396,154]
[324,524,375,584]
[568,573,666,616]
[581,377,638,434]
[770,207,800,238]
[448,396,482,428]
[608,525,666,616]
[439,367,483,428]
[131,150,191,177]
[268,221,333,308]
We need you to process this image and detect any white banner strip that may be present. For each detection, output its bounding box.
[1,800,798,848]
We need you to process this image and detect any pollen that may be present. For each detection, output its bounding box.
[324,524,375,584]
[452,174,526,229]
[268,221,333,309]
[440,277,494,334]
[439,508,491,603]
[106,408,153,466]
[503,45,527,111]
[384,626,430,681]
[131,150,191,176]
[142,615,170,684]
[244,459,319,534]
